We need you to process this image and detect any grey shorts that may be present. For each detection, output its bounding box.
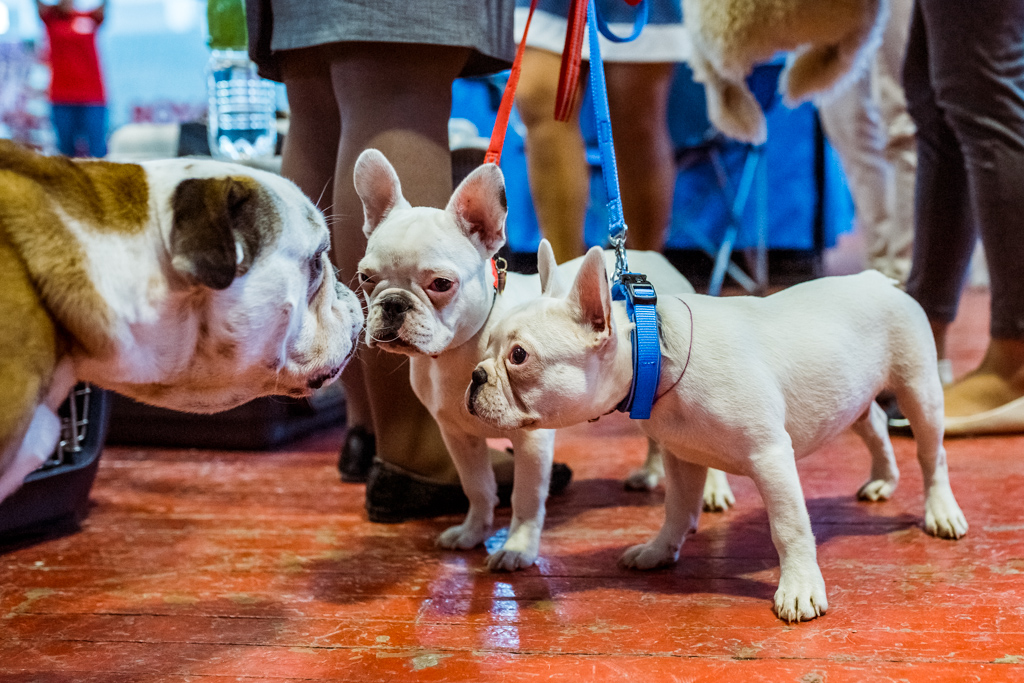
[246,0,515,81]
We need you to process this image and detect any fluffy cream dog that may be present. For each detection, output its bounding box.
[0,140,362,504]
[468,247,968,621]
[353,149,728,571]
[686,0,889,143]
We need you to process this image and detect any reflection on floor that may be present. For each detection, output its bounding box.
[2,290,1021,682]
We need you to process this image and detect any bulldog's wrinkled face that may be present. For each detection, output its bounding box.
[468,247,619,431]
[353,149,507,357]
[212,170,363,402]
[104,161,363,413]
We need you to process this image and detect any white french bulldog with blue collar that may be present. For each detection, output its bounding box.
[467,246,968,621]
[352,150,730,571]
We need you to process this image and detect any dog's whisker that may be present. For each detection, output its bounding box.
[384,355,410,376]
[366,331,401,344]
[315,177,333,209]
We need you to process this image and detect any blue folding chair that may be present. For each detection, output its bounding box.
[668,61,784,295]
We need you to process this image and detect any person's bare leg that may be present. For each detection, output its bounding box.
[279,49,374,434]
[516,47,589,263]
[606,62,677,251]
[325,42,473,482]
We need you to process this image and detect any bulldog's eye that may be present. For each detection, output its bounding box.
[509,345,529,365]
[310,253,324,279]
[429,277,453,293]
[357,272,372,286]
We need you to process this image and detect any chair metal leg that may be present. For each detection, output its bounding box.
[755,144,769,293]
[707,145,763,296]
[707,227,738,296]
[676,225,759,292]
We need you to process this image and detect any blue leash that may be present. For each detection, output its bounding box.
[585,0,660,419]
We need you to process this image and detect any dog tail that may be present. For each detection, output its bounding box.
[781,0,889,106]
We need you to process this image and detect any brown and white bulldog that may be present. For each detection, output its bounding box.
[0,140,362,503]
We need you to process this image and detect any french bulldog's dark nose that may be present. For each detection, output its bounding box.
[380,296,412,319]
[467,367,488,415]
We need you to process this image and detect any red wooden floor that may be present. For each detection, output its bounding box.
[2,289,1024,682]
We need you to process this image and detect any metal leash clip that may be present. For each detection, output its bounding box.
[609,231,629,283]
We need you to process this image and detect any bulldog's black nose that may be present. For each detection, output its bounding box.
[471,367,488,387]
[380,296,412,319]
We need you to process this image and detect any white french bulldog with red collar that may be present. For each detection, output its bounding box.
[467,246,968,620]
[353,149,728,571]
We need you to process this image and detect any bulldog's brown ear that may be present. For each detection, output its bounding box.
[169,177,260,290]
[354,149,408,238]
[446,163,507,257]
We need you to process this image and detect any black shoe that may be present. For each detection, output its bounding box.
[365,459,574,524]
[338,427,376,483]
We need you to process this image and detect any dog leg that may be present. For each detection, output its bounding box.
[0,405,61,504]
[435,429,496,551]
[852,401,901,501]
[620,455,706,570]
[624,437,665,491]
[702,468,736,512]
[748,441,828,622]
[487,429,556,572]
[782,0,887,105]
[895,385,969,540]
[691,46,767,145]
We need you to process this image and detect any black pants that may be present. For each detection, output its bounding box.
[903,0,1024,340]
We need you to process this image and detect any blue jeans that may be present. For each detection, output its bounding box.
[51,104,108,158]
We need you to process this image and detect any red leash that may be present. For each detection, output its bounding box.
[554,0,589,122]
[484,0,539,164]
[554,0,645,122]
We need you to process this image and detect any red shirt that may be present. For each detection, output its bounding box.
[41,8,106,105]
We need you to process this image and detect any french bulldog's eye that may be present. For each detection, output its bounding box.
[429,277,453,293]
[509,345,529,365]
[310,253,324,278]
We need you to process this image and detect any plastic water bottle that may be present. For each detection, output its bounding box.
[206,50,277,160]
[206,0,276,160]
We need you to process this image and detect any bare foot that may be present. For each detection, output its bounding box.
[944,339,1024,417]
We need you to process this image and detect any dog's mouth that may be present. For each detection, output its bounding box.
[374,335,422,356]
[307,364,343,390]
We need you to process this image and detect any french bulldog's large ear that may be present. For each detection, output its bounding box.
[568,246,612,340]
[354,149,409,238]
[169,176,263,290]
[446,163,507,257]
[537,239,567,297]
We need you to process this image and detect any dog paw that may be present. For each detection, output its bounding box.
[619,541,679,571]
[437,523,489,550]
[703,472,736,512]
[487,548,537,572]
[774,571,828,623]
[486,519,541,572]
[857,478,897,502]
[703,489,735,512]
[924,488,969,539]
[624,467,661,491]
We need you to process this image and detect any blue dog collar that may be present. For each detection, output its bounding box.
[612,272,660,420]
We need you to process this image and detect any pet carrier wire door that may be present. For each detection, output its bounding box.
[0,384,110,540]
